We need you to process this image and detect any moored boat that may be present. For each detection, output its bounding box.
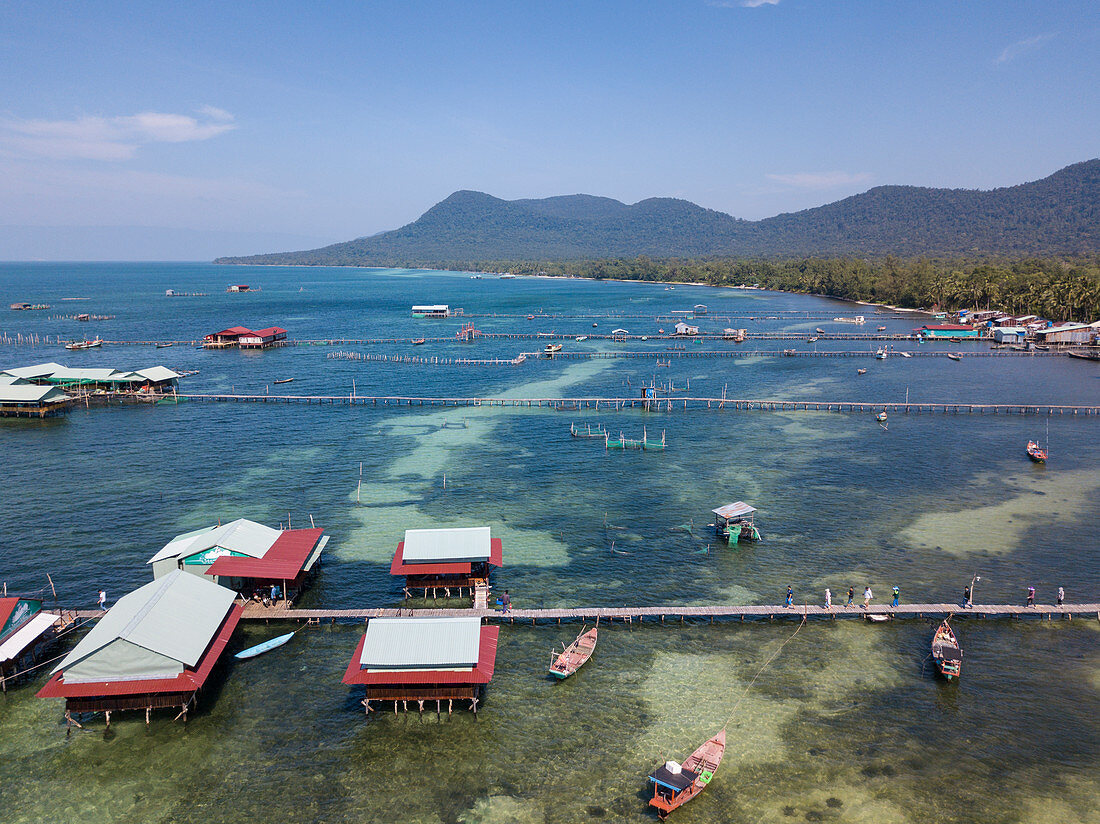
[875,411,888,422]
[857,368,867,375]
[648,729,726,819]
[947,353,961,361]
[1026,440,1047,462]
[155,342,174,349]
[412,338,426,345]
[235,631,295,660]
[273,378,294,385]
[931,620,962,680]
[544,343,563,354]
[64,337,102,350]
[549,627,597,679]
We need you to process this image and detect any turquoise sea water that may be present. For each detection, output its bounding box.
[0,263,1098,824]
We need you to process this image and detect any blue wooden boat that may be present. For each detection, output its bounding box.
[235,632,295,659]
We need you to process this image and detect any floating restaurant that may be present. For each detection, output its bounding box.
[342,616,499,715]
[391,526,502,600]
[37,571,242,726]
[914,323,983,339]
[148,518,329,604]
[0,597,60,691]
[0,362,181,392]
[203,326,287,349]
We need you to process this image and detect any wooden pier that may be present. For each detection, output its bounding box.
[68,602,1100,624]
[173,392,1100,416]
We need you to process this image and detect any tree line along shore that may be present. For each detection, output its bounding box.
[448,256,1100,323]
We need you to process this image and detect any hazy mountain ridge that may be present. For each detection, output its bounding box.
[215,160,1100,265]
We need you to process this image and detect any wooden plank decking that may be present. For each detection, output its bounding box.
[230,602,1100,623]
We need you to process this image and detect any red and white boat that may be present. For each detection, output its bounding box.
[1026,440,1047,463]
[647,729,726,818]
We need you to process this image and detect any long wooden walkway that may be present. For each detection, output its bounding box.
[67,602,1099,624]
[174,392,1100,416]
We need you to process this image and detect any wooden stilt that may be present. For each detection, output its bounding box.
[448,699,453,715]
[417,700,424,714]
[145,707,151,725]
[104,710,111,728]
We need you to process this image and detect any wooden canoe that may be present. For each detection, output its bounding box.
[931,620,962,680]
[648,729,726,818]
[235,631,295,660]
[549,627,597,679]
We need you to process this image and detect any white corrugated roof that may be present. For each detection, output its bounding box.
[50,367,123,381]
[712,502,757,519]
[0,385,71,404]
[0,612,58,663]
[359,617,481,669]
[135,366,181,382]
[147,518,280,565]
[1,362,65,379]
[402,527,491,563]
[53,571,235,674]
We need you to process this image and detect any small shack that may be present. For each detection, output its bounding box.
[993,327,1028,344]
[411,305,451,318]
[37,571,242,727]
[342,616,499,715]
[0,597,60,691]
[238,327,287,349]
[1035,323,1095,345]
[391,526,502,600]
[693,304,708,316]
[712,502,762,544]
[148,518,328,604]
[674,322,700,336]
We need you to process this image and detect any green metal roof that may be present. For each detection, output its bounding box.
[53,571,236,677]
[359,617,481,670]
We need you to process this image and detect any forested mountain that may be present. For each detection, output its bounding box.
[216,160,1100,265]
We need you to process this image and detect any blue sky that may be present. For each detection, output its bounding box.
[1,1,1098,259]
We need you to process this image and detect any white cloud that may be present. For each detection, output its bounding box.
[766,171,873,189]
[995,33,1056,65]
[0,108,236,161]
[741,0,780,6]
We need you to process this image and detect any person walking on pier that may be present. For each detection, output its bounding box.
[963,585,972,608]
[891,585,900,607]
[97,589,107,611]
[846,586,854,607]
[1026,586,1035,607]
[862,586,873,609]
[785,586,794,608]
[501,590,511,614]
[824,588,832,609]
[1057,586,1064,606]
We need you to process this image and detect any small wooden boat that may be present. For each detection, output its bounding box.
[549,627,597,679]
[865,613,891,623]
[575,335,588,341]
[648,729,726,819]
[947,353,961,361]
[857,368,867,375]
[412,338,426,345]
[808,336,818,342]
[527,314,535,320]
[815,328,825,334]
[64,337,102,350]
[931,620,961,679]
[876,347,887,360]
[875,411,888,422]
[877,326,887,331]
[155,342,174,349]
[899,351,912,358]
[544,343,563,354]
[1026,440,1048,463]
[235,631,295,660]
[273,378,294,385]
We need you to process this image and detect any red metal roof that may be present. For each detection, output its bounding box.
[205,527,324,580]
[206,326,254,338]
[342,624,498,686]
[0,598,19,632]
[246,327,287,337]
[36,604,243,699]
[389,538,502,576]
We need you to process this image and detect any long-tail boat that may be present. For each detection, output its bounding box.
[647,729,726,819]
[1026,440,1047,463]
[549,627,597,679]
[931,620,962,680]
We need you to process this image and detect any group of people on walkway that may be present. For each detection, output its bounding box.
[784,584,1067,610]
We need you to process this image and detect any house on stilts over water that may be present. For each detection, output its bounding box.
[147,518,329,605]
[37,571,242,727]
[391,526,502,606]
[343,616,499,716]
[712,502,762,544]
[1,596,61,692]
